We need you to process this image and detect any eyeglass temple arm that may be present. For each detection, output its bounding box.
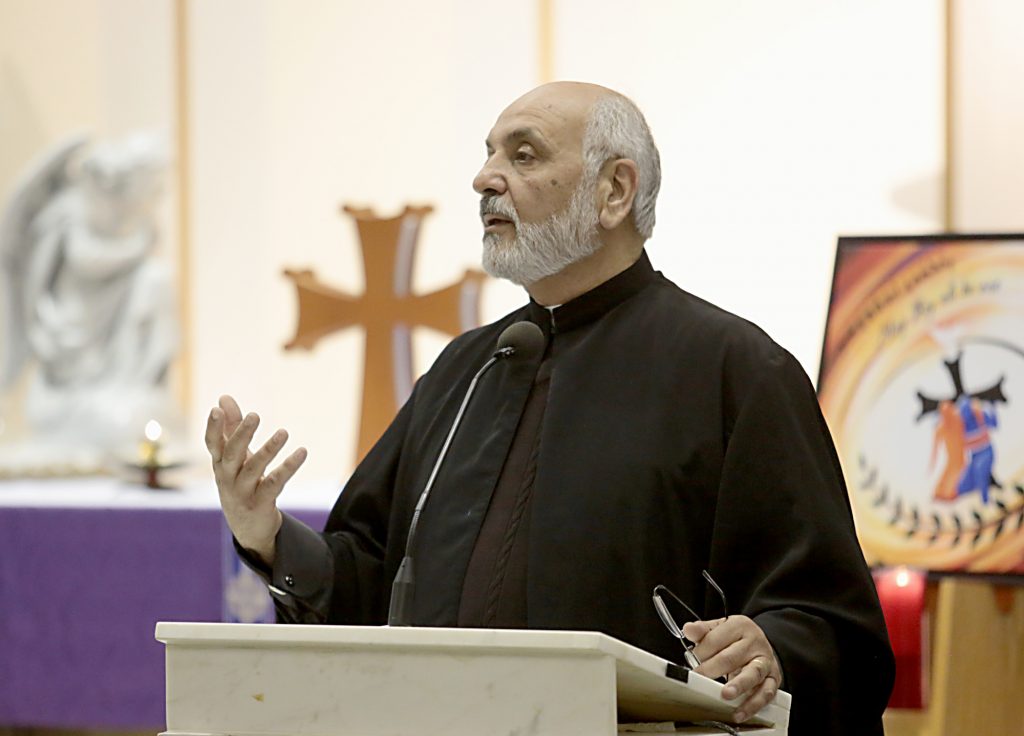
[653,583,703,623]
[701,569,728,618]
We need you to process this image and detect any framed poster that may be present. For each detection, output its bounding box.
[818,235,1024,575]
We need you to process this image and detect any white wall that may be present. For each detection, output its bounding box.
[0,1,970,490]
[187,0,537,482]
[952,0,1024,231]
[0,0,175,212]
[554,0,945,374]
[185,0,944,484]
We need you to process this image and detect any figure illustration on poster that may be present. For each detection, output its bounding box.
[921,354,1007,504]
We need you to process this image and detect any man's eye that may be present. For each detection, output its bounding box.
[514,150,535,163]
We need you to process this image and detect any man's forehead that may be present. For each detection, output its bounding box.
[486,95,586,149]
[486,120,561,150]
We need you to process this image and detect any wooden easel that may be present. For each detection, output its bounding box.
[884,578,1023,735]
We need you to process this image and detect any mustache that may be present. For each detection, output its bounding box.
[479,195,519,224]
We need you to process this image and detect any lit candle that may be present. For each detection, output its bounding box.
[873,565,927,708]
[140,420,163,468]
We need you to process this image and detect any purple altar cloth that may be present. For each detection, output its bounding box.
[0,503,327,729]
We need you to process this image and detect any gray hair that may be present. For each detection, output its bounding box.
[581,94,661,239]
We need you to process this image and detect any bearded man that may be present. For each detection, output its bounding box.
[207,82,894,734]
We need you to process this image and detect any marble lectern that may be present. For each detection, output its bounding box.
[156,622,790,736]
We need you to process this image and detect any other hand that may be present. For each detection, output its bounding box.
[204,394,307,564]
[681,615,783,724]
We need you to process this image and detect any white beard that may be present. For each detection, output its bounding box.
[481,175,602,287]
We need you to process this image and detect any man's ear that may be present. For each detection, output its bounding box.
[597,158,640,231]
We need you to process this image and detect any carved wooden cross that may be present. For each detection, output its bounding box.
[284,204,486,461]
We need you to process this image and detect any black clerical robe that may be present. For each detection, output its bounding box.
[255,251,894,735]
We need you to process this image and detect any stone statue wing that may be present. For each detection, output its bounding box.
[0,134,90,387]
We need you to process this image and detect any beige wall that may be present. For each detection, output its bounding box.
[0,0,175,208]
[185,0,947,484]
[555,0,945,379]
[4,0,1021,488]
[185,0,538,482]
[951,0,1024,231]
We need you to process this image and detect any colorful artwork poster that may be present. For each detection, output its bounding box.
[818,235,1024,575]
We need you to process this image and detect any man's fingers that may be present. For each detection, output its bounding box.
[205,407,226,462]
[732,673,780,724]
[219,395,244,435]
[725,652,783,723]
[221,412,260,476]
[257,447,308,500]
[681,617,722,644]
[237,429,289,486]
[695,637,748,683]
[690,617,745,668]
[720,653,770,700]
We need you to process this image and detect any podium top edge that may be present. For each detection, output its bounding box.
[156,622,654,661]
[155,622,792,714]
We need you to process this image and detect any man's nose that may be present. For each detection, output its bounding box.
[473,162,506,196]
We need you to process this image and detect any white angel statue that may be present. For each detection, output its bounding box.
[0,132,178,473]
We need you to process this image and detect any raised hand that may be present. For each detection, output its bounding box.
[204,394,307,565]
[681,615,783,724]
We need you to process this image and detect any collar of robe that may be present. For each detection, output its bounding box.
[526,249,657,335]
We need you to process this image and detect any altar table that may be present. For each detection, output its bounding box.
[0,477,333,730]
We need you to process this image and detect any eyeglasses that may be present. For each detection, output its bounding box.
[652,570,728,670]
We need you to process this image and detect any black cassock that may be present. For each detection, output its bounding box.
[256,251,894,735]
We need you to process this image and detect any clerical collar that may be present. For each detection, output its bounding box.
[527,250,657,334]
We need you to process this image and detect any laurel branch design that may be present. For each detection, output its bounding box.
[858,453,1024,548]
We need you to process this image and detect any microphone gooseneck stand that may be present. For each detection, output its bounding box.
[387,321,545,626]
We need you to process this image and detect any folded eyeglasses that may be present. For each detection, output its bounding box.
[652,569,728,671]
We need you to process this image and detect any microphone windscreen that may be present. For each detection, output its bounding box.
[496,321,546,362]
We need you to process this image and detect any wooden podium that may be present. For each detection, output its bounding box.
[155,623,790,735]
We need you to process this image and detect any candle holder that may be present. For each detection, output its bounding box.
[127,420,184,489]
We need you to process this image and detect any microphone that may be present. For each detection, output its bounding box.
[494,319,546,361]
[387,321,545,626]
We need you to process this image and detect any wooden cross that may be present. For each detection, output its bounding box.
[284,204,486,461]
